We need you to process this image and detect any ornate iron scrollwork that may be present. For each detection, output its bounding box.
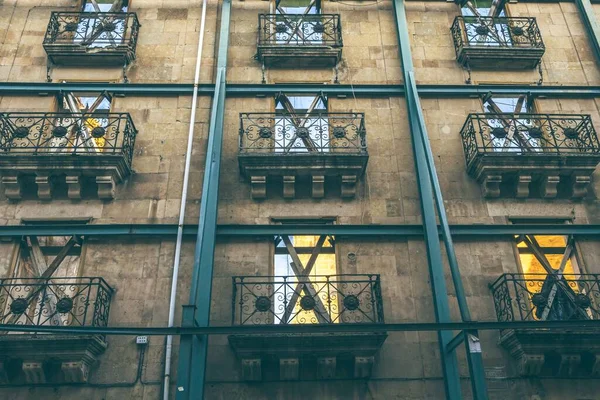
[0,112,138,168]
[490,273,600,323]
[0,277,114,331]
[232,274,384,325]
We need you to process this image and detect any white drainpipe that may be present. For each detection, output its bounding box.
[162,0,209,398]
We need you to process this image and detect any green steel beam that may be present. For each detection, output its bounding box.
[0,224,598,237]
[410,68,489,399]
[4,82,600,97]
[1,320,600,335]
[393,0,464,398]
[576,0,600,64]
[176,0,231,399]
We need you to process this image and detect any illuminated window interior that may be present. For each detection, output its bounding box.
[274,235,337,324]
[516,235,579,280]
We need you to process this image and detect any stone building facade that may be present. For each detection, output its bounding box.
[0,0,599,399]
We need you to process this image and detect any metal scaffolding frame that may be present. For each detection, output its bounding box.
[175,0,230,398]
[0,223,599,237]
[0,1,599,399]
[4,82,600,97]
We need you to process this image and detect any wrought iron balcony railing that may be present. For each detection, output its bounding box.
[0,277,114,328]
[460,113,600,168]
[239,112,366,154]
[258,14,342,47]
[43,12,140,66]
[257,14,343,67]
[0,112,138,167]
[490,273,600,323]
[232,274,384,325]
[451,16,544,69]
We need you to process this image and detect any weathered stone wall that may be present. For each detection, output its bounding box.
[407,1,600,86]
[0,0,600,399]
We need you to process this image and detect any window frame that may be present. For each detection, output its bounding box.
[509,217,587,277]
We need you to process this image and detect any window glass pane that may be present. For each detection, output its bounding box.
[278,0,318,14]
[461,0,505,16]
[274,235,337,324]
[83,0,128,12]
[516,235,580,278]
[484,96,530,114]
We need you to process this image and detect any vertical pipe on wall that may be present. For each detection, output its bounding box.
[162,0,209,398]
[175,0,232,398]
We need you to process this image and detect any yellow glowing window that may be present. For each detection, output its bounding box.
[274,235,338,324]
[514,234,589,321]
[516,235,579,280]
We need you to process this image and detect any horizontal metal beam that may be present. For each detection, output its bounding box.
[1,320,600,336]
[0,224,598,237]
[3,82,600,98]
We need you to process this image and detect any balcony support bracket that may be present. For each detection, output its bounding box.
[2,174,23,200]
[283,175,295,199]
[541,175,560,199]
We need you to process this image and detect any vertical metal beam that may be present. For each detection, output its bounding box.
[392,1,462,398]
[393,1,488,399]
[576,0,600,64]
[408,70,489,399]
[175,0,231,399]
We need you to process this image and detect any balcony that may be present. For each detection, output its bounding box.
[257,14,343,68]
[228,274,387,381]
[0,112,137,200]
[0,277,113,384]
[451,16,544,69]
[43,12,140,66]
[459,113,600,199]
[491,273,600,377]
[238,112,368,199]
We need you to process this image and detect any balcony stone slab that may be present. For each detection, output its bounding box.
[0,335,107,384]
[228,332,387,381]
[43,12,140,67]
[499,329,600,377]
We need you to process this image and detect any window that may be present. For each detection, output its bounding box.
[274,93,328,153]
[509,216,594,321]
[461,0,510,47]
[55,91,112,151]
[460,0,505,17]
[482,94,541,152]
[78,1,129,49]
[273,234,337,324]
[514,234,591,321]
[2,232,85,327]
[275,0,323,45]
[276,0,319,15]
